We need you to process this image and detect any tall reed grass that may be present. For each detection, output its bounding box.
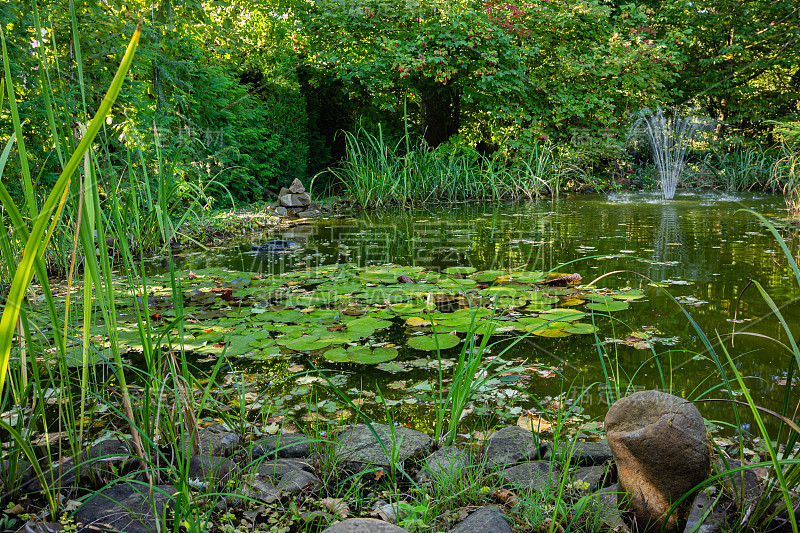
[770,144,800,215]
[326,125,580,207]
[0,12,242,530]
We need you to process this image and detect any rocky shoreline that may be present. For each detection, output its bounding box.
[2,392,780,533]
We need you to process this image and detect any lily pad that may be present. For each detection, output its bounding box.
[586,301,630,312]
[563,323,597,335]
[322,346,399,364]
[471,270,507,282]
[443,266,477,275]
[282,336,333,352]
[539,309,586,322]
[407,334,461,351]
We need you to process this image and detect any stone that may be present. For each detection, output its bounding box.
[14,522,63,533]
[251,458,321,494]
[605,390,710,533]
[277,468,322,494]
[279,192,311,208]
[294,192,312,207]
[451,506,513,533]
[590,484,631,533]
[250,433,312,459]
[683,491,726,533]
[276,206,288,216]
[496,461,558,492]
[188,455,237,486]
[182,424,240,457]
[322,518,409,532]
[75,482,177,533]
[543,440,613,466]
[334,424,433,472]
[278,193,295,207]
[416,446,471,485]
[714,457,761,510]
[484,426,543,470]
[254,458,314,478]
[288,178,306,194]
[251,241,297,253]
[573,465,607,492]
[21,439,136,492]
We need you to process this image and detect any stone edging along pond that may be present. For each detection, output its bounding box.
[7,391,781,533]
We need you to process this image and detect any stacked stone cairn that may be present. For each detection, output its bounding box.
[275,179,319,217]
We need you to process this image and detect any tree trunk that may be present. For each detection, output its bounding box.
[419,85,461,148]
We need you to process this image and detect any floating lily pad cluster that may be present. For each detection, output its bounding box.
[92,263,645,365]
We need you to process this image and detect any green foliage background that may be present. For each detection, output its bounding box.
[1,0,798,204]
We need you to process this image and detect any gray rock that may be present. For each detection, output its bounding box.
[188,455,237,485]
[322,518,408,532]
[573,465,607,492]
[605,390,710,533]
[13,522,63,533]
[276,206,288,216]
[497,461,558,492]
[250,458,321,494]
[683,491,726,533]
[288,179,306,194]
[417,446,471,485]
[277,468,322,494]
[714,457,761,510]
[250,432,313,459]
[75,482,176,533]
[590,484,630,533]
[194,424,240,457]
[233,476,281,505]
[484,426,542,470]
[294,192,311,207]
[543,440,613,466]
[279,192,311,208]
[22,439,136,492]
[451,506,513,533]
[254,458,314,478]
[335,424,433,471]
[278,193,294,207]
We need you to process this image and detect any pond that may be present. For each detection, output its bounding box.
[152,191,800,438]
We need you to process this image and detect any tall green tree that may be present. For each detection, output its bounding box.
[298,0,531,147]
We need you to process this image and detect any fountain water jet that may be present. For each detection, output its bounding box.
[629,107,702,200]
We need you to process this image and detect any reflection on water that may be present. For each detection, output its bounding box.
[157,192,800,430]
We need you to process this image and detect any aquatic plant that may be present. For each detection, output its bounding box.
[326,124,579,206]
[629,107,705,200]
[770,143,800,215]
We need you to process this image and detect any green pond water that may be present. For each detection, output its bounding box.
[153,191,799,437]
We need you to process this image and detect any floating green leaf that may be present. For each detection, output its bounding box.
[586,301,630,312]
[407,334,461,351]
[443,266,477,274]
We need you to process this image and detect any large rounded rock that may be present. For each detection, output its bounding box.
[335,424,433,472]
[605,390,710,533]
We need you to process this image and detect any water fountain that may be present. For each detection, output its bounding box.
[629,107,703,200]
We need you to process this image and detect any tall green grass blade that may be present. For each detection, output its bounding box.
[0,23,141,395]
[1,29,37,218]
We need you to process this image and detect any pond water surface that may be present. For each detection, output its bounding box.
[160,192,800,436]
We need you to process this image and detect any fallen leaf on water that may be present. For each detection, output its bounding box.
[405,316,432,327]
[287,364,305,373]
[518,411,553,433]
